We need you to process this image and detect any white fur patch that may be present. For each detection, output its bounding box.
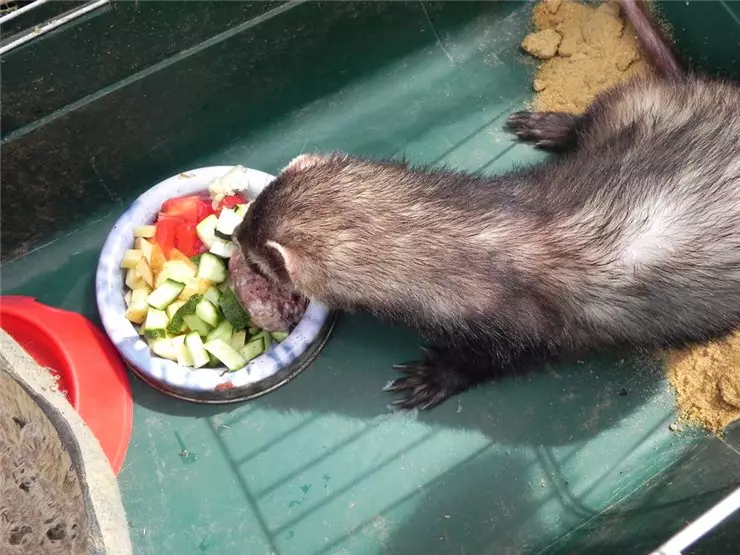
[283,153,323,173]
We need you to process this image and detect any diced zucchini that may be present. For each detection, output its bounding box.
[165,300,187,320]
[134,225,157,238]
[207,320,233,343]
[195,298,221,327]
[206,353,222,368]
[230,330,247,351]
[177,277,212,300]
[143,309,169,340]
[215,207,243,237]
[125,285,151,324]
[209,238,236,258]
[156,260,197,287]
[218,287,250,330]
[136,258,154,288]
[197,252,228,283]
[121,249,145,269]
[190,254,202,265]
[147,279,186,310]
[270,330,290,342]
[185,331,210,368]
[203,338,247,371]
[148,337,178,361]
[134,237,154,263]
[196,214,218,248]
[166,294,202,335]
[204,285,221,305]
[248,325,260,336]
[234,203,249,219]
[252,329,273,349]
[240,338,266,363]
[182,314,212,337]
[172,335,194,367]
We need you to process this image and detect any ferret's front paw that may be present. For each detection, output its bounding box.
[384,347,462,411]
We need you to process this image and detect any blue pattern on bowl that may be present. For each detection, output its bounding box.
[95,166,331,394]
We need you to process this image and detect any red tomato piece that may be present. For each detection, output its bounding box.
[196,199,215,222]
[154,215,178,258]
[174,221,200,258]
[160,195,203,223]
[215,193,248,214]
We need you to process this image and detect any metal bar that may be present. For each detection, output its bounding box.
[0,0,51,26]
[649,486,740,555]
[0,0,110,56]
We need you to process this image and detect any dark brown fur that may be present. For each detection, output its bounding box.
[235,0,740,410]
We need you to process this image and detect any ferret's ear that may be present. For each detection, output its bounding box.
[283,153,323,174]
[265,240,302,284]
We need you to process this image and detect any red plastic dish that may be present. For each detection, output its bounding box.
[0,296,133,475]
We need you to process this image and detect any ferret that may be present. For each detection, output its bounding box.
[234,0,740,410]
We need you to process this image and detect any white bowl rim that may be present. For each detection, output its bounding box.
[95,165,331,393]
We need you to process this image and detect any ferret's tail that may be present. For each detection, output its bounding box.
[617,0,684,78]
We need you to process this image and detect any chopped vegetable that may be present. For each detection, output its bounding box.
[121,249,145,269]
[203,338,246,371]
[166,294,202,335]
[185,331,210,368]
[143,309,168,340]
[134,225,157,238]
[240,338,266,363]
[195,214,218,248]
[207,320,233,343]
[218,287,250,330]
[197,253,227,283]
[147,279,186,310]
[195,298,221,327]
[182,314,212,337]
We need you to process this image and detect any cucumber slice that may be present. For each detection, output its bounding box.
[204,285,221,305]
[172,335,194,367]
[240,338,266,363]
[209,238,236,258]
[203,338,246,371]
[197,252,228,283]
[166,294,202,335]
[148,337,178,361]
[195,298,221,327]
[270,330,290,342]
[252,329,273,348]
[207,320,233,343]
[134,225,157,238]
[143,309,169,340]
[185,331,210,368]
[159,260,197,284]
[247,325,260,336]
[147,279,186,310]
[165,300,187,320]
[215,207,243,237]
[234,204,249,219]
[183,314,212,337]
[218,287,250,330]
[196,214,218,248]
[230,330,247,351]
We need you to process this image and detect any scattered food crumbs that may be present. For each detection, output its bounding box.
[521,28,562,59]
[521,0,651,113]
[668,423,683,433]
[664,331,740,434]
[617,388,628,397]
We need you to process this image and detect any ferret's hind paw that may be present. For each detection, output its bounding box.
[504,111,579,151]
[385,348,460,411]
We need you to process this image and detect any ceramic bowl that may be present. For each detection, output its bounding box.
[95,166,337,403]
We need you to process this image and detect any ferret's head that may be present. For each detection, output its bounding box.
[233,153,350,303]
